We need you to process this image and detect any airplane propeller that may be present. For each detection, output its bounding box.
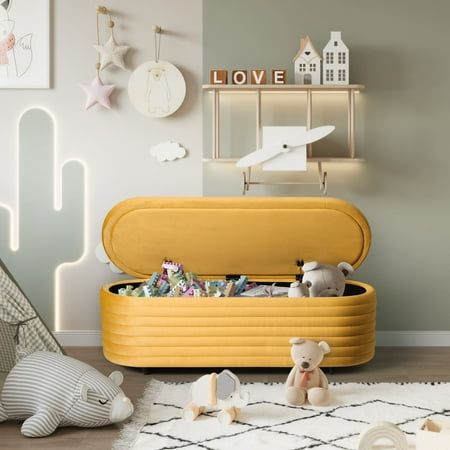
[236,125,335,168]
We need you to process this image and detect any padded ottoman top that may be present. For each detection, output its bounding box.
[102,197,371,278]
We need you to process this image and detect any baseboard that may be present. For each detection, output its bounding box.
[376,331,450,347]
[53,330,450,347]
[54,330,102,346]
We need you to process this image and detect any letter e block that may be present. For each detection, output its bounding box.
[272,69,287,84]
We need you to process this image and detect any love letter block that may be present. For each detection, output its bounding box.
[232,70,248,85]
[272,69,287,84]
[250,69,267,85]
[210,70,228,85]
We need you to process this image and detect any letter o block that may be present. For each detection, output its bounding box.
[232,70,248,85]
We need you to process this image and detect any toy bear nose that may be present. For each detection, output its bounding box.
[301,361,310,369]
[110,393,134,423]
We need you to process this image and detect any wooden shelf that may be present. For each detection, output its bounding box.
[203,84,364,92]
[204,83,365,195]
[205,84,363,160]
[203,157,364,163]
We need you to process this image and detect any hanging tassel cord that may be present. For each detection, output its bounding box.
[95,5,115,75]
[9,315,38,344]
[146,25,163,107]
[95,9,101,74]
[153,24,162,63]
[107,12,116,40]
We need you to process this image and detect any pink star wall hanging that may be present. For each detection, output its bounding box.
[80,75,115,110]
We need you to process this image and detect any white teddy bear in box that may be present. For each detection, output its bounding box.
[289,261,354,298]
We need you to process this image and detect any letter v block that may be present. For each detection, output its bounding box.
[250,69,267,85]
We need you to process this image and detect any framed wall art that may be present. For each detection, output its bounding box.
[0,0,50,88]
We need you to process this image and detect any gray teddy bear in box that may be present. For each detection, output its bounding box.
[289,261,354,298]
[0,351,133,437]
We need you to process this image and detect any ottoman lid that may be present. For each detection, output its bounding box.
[102,197,371,278]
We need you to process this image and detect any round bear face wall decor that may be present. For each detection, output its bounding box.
[128,60,186,118]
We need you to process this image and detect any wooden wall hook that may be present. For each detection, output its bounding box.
[96,5,108,15]
[153,24,162,34]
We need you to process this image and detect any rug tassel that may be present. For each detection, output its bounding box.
[113,378,164,450]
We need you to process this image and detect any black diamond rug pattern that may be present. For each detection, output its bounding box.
[114,381,450,450]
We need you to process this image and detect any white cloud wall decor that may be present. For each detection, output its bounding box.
[150,141,187,162]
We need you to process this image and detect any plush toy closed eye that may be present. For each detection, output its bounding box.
[0,351,133,437]
[302,261,354,297]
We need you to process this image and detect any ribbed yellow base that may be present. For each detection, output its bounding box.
[100,280,376,368]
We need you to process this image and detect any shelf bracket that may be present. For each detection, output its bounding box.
[242,168,251,195]
[347,89,356,158]
[212,90,220,159]
[317,161,328,195]
[242,161,327,196]
[306,90,313,158]
[256,90,262,149]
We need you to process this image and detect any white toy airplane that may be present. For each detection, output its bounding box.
[236,125,335,169]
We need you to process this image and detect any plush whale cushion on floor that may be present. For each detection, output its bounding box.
[0,351,133,437]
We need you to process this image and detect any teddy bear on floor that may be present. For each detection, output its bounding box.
[285,338,331,406]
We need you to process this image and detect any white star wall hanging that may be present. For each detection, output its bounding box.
[94,36,129,70]
[80,75,115,109]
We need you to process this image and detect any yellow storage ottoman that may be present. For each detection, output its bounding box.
[100,197,376,368]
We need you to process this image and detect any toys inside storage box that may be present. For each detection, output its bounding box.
[100,197,376,368]
[118,260,255,298]
[117,258,353,299]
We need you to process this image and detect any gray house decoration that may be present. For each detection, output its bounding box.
[322,31,349,85]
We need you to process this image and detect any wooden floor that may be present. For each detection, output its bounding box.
[1,347,450,449]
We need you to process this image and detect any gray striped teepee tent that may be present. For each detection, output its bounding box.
[0,258,62,373]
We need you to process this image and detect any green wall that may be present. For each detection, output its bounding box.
[203,0,450,330]
[0,109,85,327]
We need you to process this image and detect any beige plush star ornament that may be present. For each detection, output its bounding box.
[94,36,129,70]
[81,75,115,109]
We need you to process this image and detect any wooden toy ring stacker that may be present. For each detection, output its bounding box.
[358,422,408,450]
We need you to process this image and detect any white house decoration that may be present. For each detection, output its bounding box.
[293,36,321,85]
[322,31,349,85]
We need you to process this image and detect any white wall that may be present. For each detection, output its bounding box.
[0,0,203,332]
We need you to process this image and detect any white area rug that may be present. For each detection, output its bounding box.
[114,380,450,450]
